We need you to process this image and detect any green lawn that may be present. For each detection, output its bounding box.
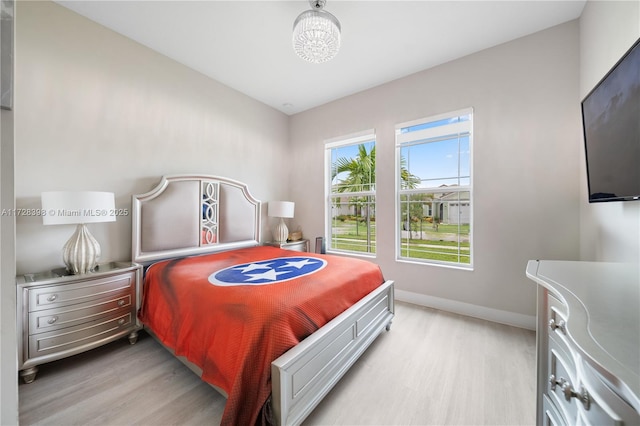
[330,218,470,263]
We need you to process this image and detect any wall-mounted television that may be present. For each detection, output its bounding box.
[581,37,640,203]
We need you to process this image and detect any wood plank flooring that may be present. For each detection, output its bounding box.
[19,301,536,425]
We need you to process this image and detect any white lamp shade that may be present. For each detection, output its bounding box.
[268,201,295,218]
[41,191,116,225]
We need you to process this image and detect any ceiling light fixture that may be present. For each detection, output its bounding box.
[292,0,341,64]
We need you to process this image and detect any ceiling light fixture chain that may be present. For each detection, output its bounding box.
[292,0,341,64]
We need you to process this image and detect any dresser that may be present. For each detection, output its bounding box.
[16,262,142,383]
[526,260,639,425]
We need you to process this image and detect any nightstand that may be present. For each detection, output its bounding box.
[265,239,309,252]
[16,261,142,383]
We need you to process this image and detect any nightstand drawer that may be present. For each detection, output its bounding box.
[265,239,309,252]
[28,311,133,358]
[283,242,307,252]
[29,293,132,334]
[28,272,135,311]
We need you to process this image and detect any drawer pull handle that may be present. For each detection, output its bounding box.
[561,381,590,410]
[47,316,58,325]
[118,318,126,326]
[548,374,562,390]
[548,318,566,334]
[47,294,58,302]
[549,375,590,411]
[117,300,126,307]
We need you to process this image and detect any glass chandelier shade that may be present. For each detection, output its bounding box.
[293,1,341,63]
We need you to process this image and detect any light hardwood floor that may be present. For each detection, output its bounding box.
[19,302,536,425]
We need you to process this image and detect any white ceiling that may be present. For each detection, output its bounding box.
[56,1,586,115]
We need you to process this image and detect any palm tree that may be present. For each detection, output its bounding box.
[332,145,376,218]
[331,144,420,248]
[399,155,420,189]
[332,144,376,188]
[331,145,374,245]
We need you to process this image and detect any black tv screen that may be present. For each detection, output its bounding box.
[581,37,640,203]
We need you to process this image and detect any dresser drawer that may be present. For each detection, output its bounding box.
[543,393,567,426]
[547,292,567,336]
[29,293,132,334]
[548,336,580,424]
[577,360,640,426]
[27,272,135,311]
[28,311,133,358]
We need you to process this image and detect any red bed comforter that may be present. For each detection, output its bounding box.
[138,246,385,425]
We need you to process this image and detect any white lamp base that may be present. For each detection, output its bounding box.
[63,224,101,274]
[273,218,289,243]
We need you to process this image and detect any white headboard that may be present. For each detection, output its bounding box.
[132,174,261,264]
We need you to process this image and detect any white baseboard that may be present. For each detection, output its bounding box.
[394,289,536,330]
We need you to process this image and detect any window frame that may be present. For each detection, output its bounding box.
[395,108,474,269]
[324,129,377,257]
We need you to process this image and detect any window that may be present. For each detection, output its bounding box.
[396,109,473,267]
[325,131,376,255]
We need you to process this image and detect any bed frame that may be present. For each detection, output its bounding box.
[132,174,394,425]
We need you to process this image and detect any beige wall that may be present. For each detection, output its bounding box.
[14,1,290,274]
[289,21,581,325]
[579,0,640,263]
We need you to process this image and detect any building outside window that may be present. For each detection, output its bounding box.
[395,109,473,268]
[325,130,376,256]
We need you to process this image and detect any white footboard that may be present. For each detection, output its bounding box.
[271,280,394,425]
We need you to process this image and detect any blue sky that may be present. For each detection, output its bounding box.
[331,136,470,189]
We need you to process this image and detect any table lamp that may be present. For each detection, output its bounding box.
[41,191,116,274]
[268,201,294,243]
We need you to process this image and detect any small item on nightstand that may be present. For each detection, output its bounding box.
[288,230,302,241]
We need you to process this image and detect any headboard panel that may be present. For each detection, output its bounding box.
[132,174,261,264]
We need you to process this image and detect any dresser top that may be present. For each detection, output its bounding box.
[526,260,640,410]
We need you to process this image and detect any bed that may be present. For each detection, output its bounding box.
[131,174,395,425]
